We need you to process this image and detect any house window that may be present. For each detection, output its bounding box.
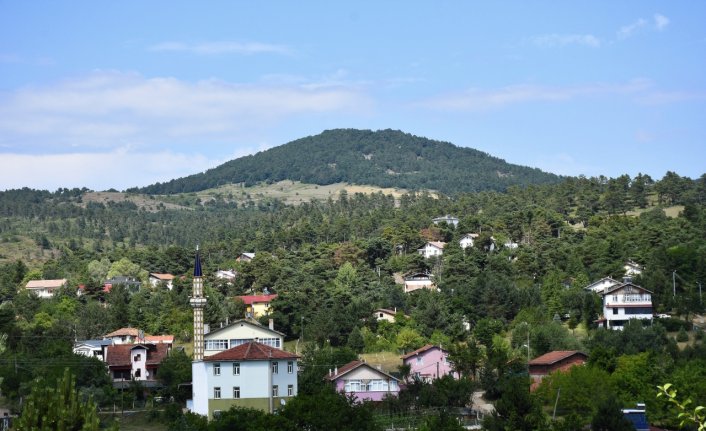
[214,387,221,399]
[134,369,141,378]
[233,387,240,399]
[233,362,240,375]
[287,384,294,396]
[205,339,229,350]
[272,362,278,374]
[416,357,422,365]
[344,380,362,392]
[133,354,141,362]
[260,338,281,348]
[612,308,619,315]
[272,385,278,397]
[213,363,221,376]
[287,361,294,374]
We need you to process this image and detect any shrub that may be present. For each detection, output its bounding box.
[676,327,689,342]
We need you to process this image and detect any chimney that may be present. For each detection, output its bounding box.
[334,366,338,375]
[204,323,210,335]
[269,319,274,330]
[329,369,332,377]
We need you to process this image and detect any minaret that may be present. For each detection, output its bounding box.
[190,245,207,361]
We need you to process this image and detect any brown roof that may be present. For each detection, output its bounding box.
[528,350,587,366]
[105,343,170,367]
[104,327,141,338]
[150,273,175,281]
[204,341,298,362]
[401,344,446,360]
[324,360,399,382]
[25,279,67,289]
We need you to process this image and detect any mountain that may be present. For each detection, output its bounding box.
[132,129,561,195]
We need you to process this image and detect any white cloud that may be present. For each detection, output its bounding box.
[532,34,601,48]
[618,14,670,39]
[416,79,652,111]
[618,18,648,39]
[0,71,371,151]
[654,14,670,31]
[149,41,292,55]
[0,148,224,191]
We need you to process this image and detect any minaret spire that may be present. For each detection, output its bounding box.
[190,245,207,361]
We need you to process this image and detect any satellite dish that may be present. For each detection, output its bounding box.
[280,399,286,406]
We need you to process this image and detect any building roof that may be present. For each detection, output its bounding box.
[106,343,170,367]
[324,360,399,382]
[423,241,446,249]
[461,233,479,239]
[603,281,653,295]
[236,294,278,305]
[205,318,285,338]
[584,277,621,291]
[149,273,175,281]
[204,341,298,362]
[404,272,433,280]
[144,335,174,344]
[25,279,67,289]
[75,339,113,348]
[528,350,587,366]
[401,344,447,360]
[194,247,202,277]
[240,252,256,259]
[104,327,141,338]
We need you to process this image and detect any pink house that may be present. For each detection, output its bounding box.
[401,345,456,382]
[324,360,400,402]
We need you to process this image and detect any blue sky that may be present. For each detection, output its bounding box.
[1,1,704,191]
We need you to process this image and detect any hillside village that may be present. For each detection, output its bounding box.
[0,172,705,430]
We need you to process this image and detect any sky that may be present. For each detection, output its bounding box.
[1,1,705,192]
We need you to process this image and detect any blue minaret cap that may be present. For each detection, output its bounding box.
[194,245,202,277]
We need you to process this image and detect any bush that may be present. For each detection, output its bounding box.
[676,327,689,342]
[657,317,692,332]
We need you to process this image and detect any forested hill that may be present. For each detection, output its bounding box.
[132,129,561,195]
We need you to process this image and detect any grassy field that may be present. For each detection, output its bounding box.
[359,351,402,374]
[101,411,168,431]
[193,180,412,206]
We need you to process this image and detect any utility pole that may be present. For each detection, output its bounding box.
[673,270,677,298]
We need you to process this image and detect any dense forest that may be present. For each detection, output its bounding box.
[0,169,705,429]
[131,129,561,195]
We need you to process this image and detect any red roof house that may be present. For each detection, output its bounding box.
[528,350,588,391]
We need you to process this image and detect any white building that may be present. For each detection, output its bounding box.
[403,272,437,294]
[191,341,299,418]
[417,241,446,258]
[432,215,459,227]
[24,279,67,298]
[459,233,479,250]
[598,281,653,330]
[149,273,175,290]
[204,319,284,357]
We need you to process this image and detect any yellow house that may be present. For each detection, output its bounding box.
[236,294,278,318]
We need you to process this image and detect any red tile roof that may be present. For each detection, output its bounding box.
[105,343,170,367]
[400,344,447,360]
[236,294,278,305]
[144,335,174,344]
[528,350,587,366]
[204,341,298,362]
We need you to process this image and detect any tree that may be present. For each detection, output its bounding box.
[158,349,193,403]
[15,368,115,431]
[483,374,548,431]
[590,394,633,431]
[657,383,706,431]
